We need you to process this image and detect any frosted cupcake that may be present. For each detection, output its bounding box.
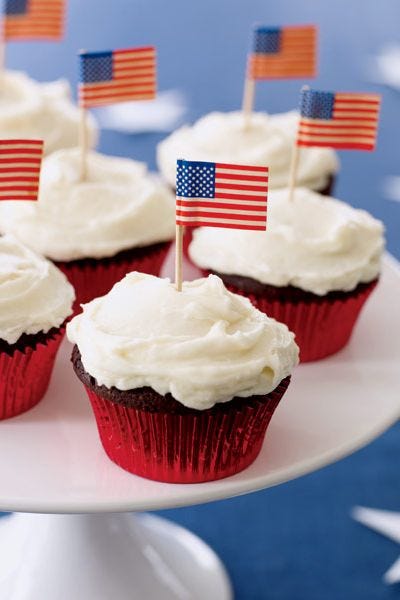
[0,71,97,155]
[0,235,74,419]
[0,148,175,306]
[157,111,339,194]
[67,273,298,483]
[189,187,385,362]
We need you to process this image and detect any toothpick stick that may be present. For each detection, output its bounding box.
[78,107,88,181]
[175,224,183,291]
[242,77,255,128]
[288,142,300,202]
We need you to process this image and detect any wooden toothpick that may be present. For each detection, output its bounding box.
[175,224,183,291]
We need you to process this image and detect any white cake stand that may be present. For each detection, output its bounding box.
[0,254,399,600]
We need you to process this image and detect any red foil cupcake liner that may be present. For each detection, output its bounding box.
[84,377,290,483]
[0,329,64,420]
[56,242,171,310]
[219,278,377,363]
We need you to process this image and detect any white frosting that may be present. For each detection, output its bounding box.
[0,235,74,344]
[0,70,97,155]
[157,110,339,190]
[67,273,298,410]
[0,148,176,261]
[189,188,385,296]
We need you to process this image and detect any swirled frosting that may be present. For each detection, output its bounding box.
[0,70,97,155]
[157,110,339,190]
[0,148,176,261]
[189,188,385,296]
[0,235,74,344]
[67,273,298,409]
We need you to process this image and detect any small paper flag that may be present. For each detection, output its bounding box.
[297,88,381,150]
[79,46,157,108]
[176,160,268,230]
[248,25,317,80]
[4,0,65,41]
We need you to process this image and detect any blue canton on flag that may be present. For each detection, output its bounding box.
[253,27,281,54]
[80,52,113,84]
[300,89,334,119]
[5,0,28,15]
[177,161,215,198]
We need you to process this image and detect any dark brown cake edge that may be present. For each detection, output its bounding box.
[71,345,290,416]
[0,325,65,357]
[54,240,170,270]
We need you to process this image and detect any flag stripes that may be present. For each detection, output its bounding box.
[0,140,43,201]
[4,0,65,40]
[297,90,381,150]
[79,46,157,108]
[176,160,268,230]
[249,25,317,80]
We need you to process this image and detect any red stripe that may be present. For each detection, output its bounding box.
[0,196,38,201]
[0,139,43,146]
[215,172,268,182]
[177,200,266,212]
[298,130,375,139]
[216,163,268,173]
[176,210,266,222]
[215,192,267,202]
[81,79,154,93]
[0,185,38,191]
[80,88,155,101]
[215,182,267,192]
[0,176,39,182]
[0,148,42,155]
[299,123,377,132]
[114,46,155,55]
[298,140,375,150]
[0,158,41,164]
[0,167,40,173]
[176,219,266,231]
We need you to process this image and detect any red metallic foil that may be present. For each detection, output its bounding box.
[0,328,64,420]
[84,377,290,483]
[56,242,171,310]
[218,278,377,362]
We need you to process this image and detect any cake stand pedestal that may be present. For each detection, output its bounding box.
[0,255,399,599]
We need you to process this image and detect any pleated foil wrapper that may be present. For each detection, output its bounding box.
[56,241,171,310]
[84,377,291,483]
[0,327,64,420]
[217,278,377,362]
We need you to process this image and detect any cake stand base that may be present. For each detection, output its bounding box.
[0,512,232,600]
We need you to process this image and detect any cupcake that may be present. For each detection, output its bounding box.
[0,235,74,419]
[189,187,385,363]
[0,148,175,307]
[157,111,339,194]
[0,70,97,155]
[67,272,298,483]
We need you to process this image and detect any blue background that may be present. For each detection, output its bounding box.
[5,1,400,598]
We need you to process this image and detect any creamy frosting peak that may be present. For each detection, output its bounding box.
[67,273,298,409]
[157,110,339,190]
[0,148,176,261]
[0,235,74,344]
[0,70,97,155]
[189,187,385,296]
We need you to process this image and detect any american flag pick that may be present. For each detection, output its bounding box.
[4,0,65,41]
[0,139,43,202]
[297,89,381,150]
[248,25,317,80]
[176,160,268,231]
[79,46,157,108]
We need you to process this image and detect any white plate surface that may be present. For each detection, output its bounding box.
[0,255,399,514]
